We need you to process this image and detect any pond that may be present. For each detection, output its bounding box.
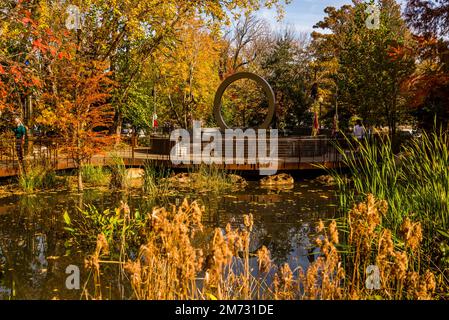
[0,179,337,300]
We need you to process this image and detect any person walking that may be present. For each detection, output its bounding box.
[12,117,27,169]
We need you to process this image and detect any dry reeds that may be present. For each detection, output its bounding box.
[84,195,443,300]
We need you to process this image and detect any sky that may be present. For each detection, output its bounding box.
[258,0,408,34]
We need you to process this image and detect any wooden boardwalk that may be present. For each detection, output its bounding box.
[0,136,345,178]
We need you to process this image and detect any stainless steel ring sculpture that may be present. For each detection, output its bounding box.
[213,72,276,130]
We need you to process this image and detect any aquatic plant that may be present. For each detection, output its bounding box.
[109,153,128,190]
[164,165,246,193]
[82,195,445,300]
[63,202,149,253]
[80,164,110,187]
[142,161,172,197]
[329,131,449,278]
[18,161,59,193]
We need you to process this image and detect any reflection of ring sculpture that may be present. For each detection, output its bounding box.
[213,72,276,131]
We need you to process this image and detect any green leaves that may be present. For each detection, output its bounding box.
[63,203,150,254]
[63,211,77,233]
[63,211,71,226]
[312,0,416,131]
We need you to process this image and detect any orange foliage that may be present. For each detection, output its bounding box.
[401,36,449,108]
[38,57,115,170]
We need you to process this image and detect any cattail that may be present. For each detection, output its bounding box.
[424,270,436,293]
[317,220,325,233]
[401,218,423,252]
[96,233,109,256]
[84,256,99,271]
[275,263,294,299]
[407,270,437,300]
[315,237,323,248]
[378,229,394,257]
[393,251,408,280]
[243,214,254,232]
[120,201,131,222]
[124,261,142,289]
[257,246,271,274]
[329,220,339,244]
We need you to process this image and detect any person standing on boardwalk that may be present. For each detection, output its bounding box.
[12,117,26,169]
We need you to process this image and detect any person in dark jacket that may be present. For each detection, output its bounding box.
[12,117,26,167]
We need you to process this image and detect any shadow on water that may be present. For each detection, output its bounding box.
[0,180,337,299]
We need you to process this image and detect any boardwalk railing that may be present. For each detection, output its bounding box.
[145,135,344,169]
[0,135,346,177]
[0,137,62,175]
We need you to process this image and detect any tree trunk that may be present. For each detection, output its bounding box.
[111,109,123,144]
[77,168,84,192]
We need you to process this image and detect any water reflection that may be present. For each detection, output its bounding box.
[201,183,336,269]
[0,180,336,299]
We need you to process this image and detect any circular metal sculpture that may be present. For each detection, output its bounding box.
[213,72,276,131]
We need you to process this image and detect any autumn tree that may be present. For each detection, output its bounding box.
[131,18,222,129]
[217,21,314,131]
[406,0,449,37]
[0,0,45,130]
[259,29,312,130]
[312,0,416,134]
[219,14,270,79]
[404,0,449,129]
[2,0,290,135]
[0,1,115,190]
[38,59,114,191]
[38,47,114,192]
[59,0,291,138]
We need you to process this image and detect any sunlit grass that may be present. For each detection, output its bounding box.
[18,161,58,193]
[328,130,449,278]
[109,153,128,190]
[80,164,110,187]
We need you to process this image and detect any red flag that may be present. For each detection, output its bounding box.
[152,113,158,129]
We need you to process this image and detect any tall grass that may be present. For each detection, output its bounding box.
[329,131,449,275]
[18,161,58,193]
[81,196,444,300]
[109,154,127,190]
[80,164,110,187]
[191,165,234,192]
[164,165,245,193]
[142,161,171,196]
